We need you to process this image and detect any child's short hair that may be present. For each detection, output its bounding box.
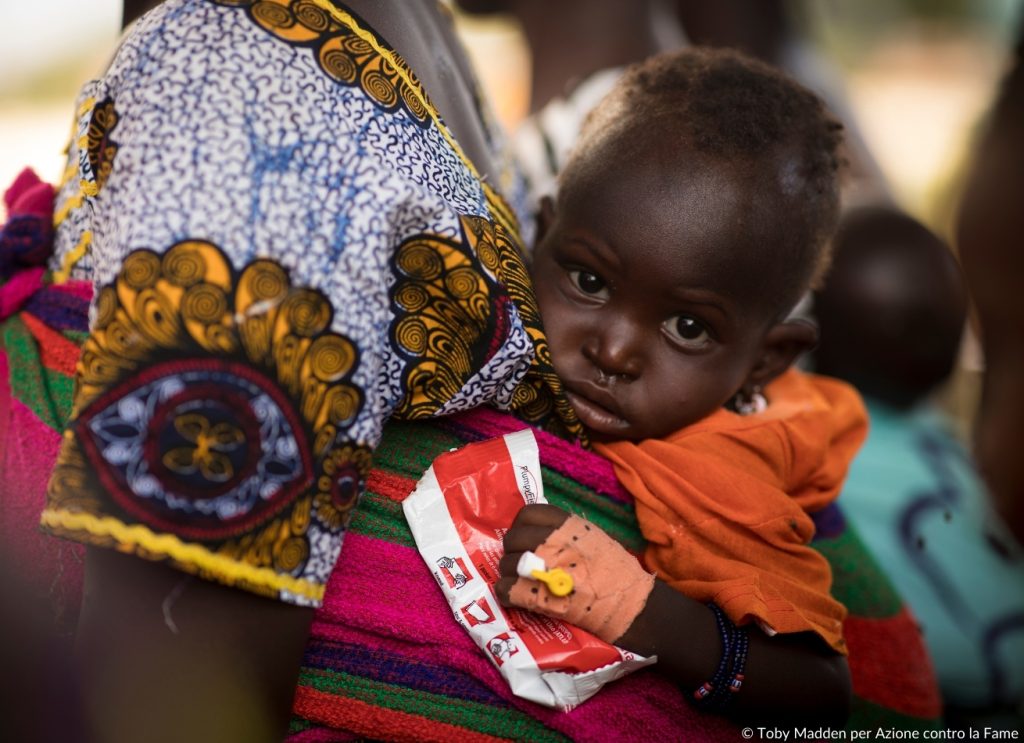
[561,47,844,312]
[815,207,967,408]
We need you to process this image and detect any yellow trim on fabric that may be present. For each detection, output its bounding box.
[39,508,326,601]
[308,0,473,179]
[53,192,85,227]
[58,158,78,191]
[306,0,522,241]
[52,230,92,284]
[53,97,97,228]
[482,182,516,233]
[53,181,99,229]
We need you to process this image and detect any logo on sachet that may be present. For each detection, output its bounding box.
[517,465,539,503]
[486,633,519,666]
[436,555,472,589]
[460,597,497,627]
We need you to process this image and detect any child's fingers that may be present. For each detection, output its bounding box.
[498,550,525,577]
[494,576,517,606]
[510,503,570,530]
[498,507,572,607]
[502,515,657,642]
[502,524,557,554]
[502,504,570,555]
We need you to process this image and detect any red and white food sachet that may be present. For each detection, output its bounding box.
[402,428,655,711]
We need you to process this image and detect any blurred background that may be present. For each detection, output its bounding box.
[2,1,1019,219]
[0,0,1020,428]
[3,1,1020,215]
[456,0,1019,228]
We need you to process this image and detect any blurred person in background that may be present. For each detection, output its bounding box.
[456,0,689,208]
[122,0,157,26]
[815,206,1024,730]
[958,17,1024,547]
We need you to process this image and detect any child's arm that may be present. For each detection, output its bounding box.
[496,504,851,726]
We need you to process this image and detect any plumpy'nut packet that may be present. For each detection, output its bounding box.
[402,428,655,711]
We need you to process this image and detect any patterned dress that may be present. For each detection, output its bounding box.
[40,0,580,608]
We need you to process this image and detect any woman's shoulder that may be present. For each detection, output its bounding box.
[53,0,507,285]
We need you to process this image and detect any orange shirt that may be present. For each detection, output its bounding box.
[595,369,867,654]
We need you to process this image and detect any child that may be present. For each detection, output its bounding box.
[815,207,1024,727]
[496,48,867,718]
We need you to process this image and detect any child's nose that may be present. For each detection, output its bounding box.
[582,318,643,381]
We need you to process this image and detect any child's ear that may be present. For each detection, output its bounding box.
[536,196,556,244]
[744,318,819,389]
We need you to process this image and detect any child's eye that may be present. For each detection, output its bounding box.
[663,316,712,349]
[569,270,609,298]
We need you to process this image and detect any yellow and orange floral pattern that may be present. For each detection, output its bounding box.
[43,240,370,603]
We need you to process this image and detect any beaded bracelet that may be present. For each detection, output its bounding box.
[691,603,749,711]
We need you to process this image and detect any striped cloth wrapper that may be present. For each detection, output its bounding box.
[288,408,943,740]
[0,169,88,632]
[1,169,943,740]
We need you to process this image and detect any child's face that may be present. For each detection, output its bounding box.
[533,147,781,441]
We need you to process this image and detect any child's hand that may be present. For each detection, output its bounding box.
[495,504,655,644]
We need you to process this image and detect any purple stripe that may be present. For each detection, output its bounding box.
[25,287,90,332]
[811,502,846,540]
[303,638,508,706]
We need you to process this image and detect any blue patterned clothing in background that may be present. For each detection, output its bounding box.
[838,398,1024,714]
[40,0,581,607]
